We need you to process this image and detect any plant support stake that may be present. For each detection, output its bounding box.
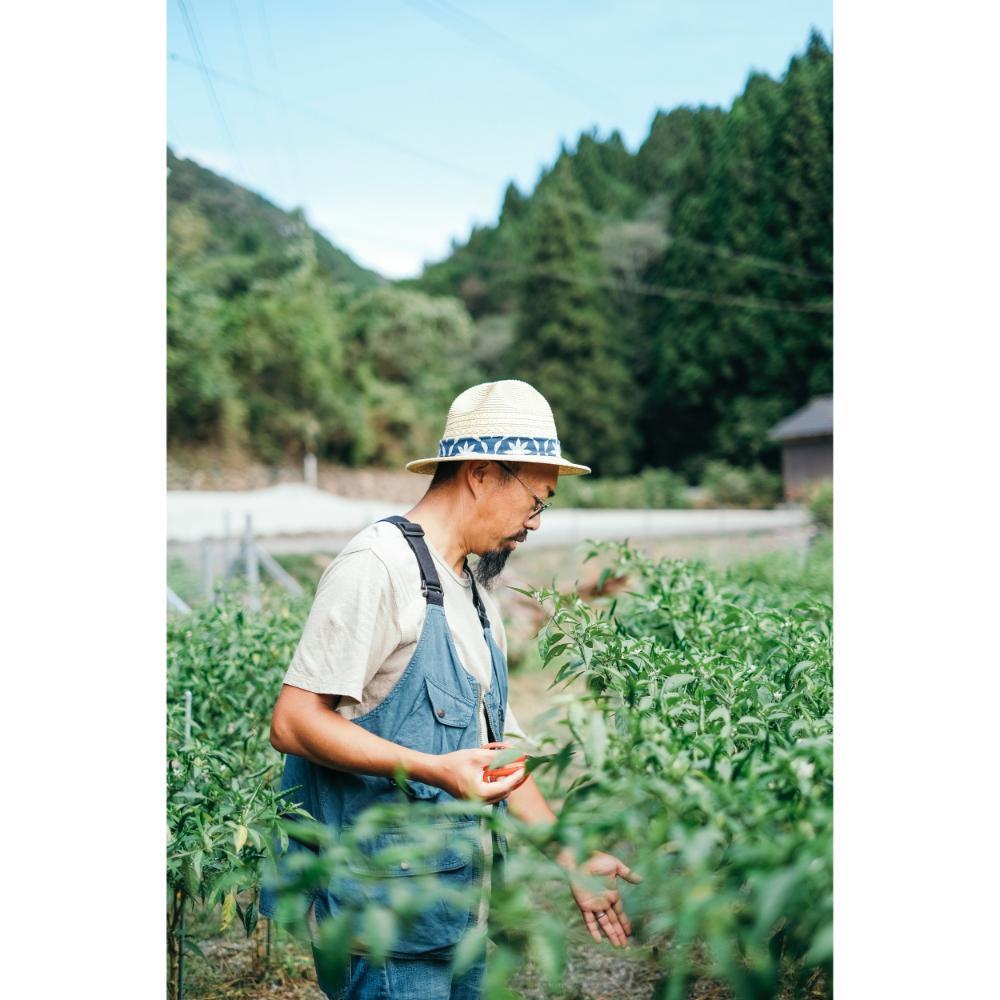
[244,514,261,611]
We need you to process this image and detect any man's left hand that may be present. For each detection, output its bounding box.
[563,850,642,948]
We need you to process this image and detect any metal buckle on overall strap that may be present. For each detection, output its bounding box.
[399,522,425,537]
[421,580,443,600]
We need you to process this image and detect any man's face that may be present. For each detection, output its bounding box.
[473,462,558,589]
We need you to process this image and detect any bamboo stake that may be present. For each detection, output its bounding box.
[244,515,261,611]
[200,539,213,603]
[257,545,305,596]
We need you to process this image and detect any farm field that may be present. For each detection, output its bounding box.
[168,534,831,999]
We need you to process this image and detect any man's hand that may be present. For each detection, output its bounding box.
[432,747,528,804]
[562,850,642,948]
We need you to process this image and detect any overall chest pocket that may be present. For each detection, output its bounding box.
[387,676,477,802]
[424,676,475,729]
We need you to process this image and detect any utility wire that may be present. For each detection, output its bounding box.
[169,50,827,288]
[319,224,831,315]
[168,13,829,314]
[168,51,498,189]
[228,0,285,193]
[401,0,622,115]
[256,0,304,196]
[668,235,831,284]
[442,253,833,315]
[175,0,244,178]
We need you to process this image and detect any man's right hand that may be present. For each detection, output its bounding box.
[271,687,528,803]
[432,747,528,803]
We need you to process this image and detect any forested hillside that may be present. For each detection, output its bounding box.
[168,151,480,466]
[408,31,832,478]
[168,33,831,478]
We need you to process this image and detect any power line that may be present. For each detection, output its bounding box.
[174,0,244,178]
[322,226,832,315]
[457,255,833,316]
[169,49,829,289]
[168,51,498,189]
[668,235,831,284]
[401,0,621,116]
[255,0,304,196]
[228,0,285,193]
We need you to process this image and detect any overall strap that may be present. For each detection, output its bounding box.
[379,516,444,607]
[464,559,492,632]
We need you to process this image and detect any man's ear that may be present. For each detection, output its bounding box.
[465,461,491,497]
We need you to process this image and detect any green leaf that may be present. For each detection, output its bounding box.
[182,937,205,958]
[220,890,237,932]
[242,900,258,938]
[664,673,695,691]
[451,924,488,978]
[361,906,398,965]
[531,926,566,987]
[490,746,527,768]
[804,922,833,965]
[755,868,799,931]
[586,711,607,770]
[313,914,353,991]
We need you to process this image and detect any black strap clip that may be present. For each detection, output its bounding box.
[399,522,425,538]
[421,580,444,599]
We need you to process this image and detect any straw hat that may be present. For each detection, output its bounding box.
[406,379,591,476]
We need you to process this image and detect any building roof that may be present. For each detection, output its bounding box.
[768,395,833,442]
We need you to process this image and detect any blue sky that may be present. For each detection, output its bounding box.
[167,1,832,278]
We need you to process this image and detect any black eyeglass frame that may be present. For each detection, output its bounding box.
[495,460,553,518]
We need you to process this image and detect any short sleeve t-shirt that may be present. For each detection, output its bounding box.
[282,519,528,743]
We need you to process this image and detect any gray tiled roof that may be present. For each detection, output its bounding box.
[768,395,833,441]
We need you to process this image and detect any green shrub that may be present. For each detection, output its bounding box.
[556,466,690,509]
[701,460,782,509]
[515,541,833,996]
[808,478,833,530]
[167,596,311,999]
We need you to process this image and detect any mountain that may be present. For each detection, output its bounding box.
[167,148,383,290]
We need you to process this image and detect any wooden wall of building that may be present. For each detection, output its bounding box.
[781,435,833,501]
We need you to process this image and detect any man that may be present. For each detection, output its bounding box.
[262,379,639,999]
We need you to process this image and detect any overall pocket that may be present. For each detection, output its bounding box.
[392,677,477,801]
[336,820,482,956]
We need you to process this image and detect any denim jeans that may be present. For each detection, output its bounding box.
[313,949,486,1000]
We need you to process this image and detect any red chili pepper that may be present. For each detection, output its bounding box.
[483,755,526,782]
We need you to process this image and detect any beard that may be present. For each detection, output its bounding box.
[473,532,526,589]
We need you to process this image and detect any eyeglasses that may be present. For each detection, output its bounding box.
[495,461,553,518]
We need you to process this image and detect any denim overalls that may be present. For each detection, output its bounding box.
[260,516,510,964]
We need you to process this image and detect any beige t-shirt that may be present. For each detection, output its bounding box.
[282,519,526,742]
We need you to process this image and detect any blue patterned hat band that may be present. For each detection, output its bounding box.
[437,435,561,459]
[405,379,590,475]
